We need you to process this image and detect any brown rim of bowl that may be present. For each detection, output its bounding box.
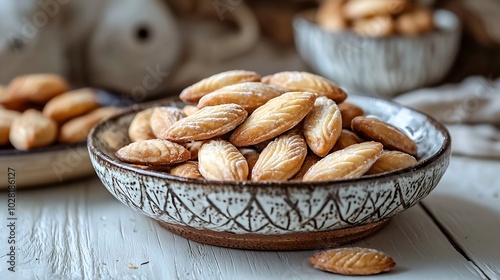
[87,96,451,189]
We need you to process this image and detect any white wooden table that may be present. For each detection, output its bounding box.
[1,155,499,280]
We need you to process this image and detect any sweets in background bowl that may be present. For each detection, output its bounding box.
[0,74,124,189]
[293,5,461,98]
[317,0,434,37]
[0,74,121,151]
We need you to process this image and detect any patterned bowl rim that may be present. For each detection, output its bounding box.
[292,8,461,39]
[88,95,451,189]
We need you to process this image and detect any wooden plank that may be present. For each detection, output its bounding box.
[3,175,484,279]
[422,155,500,279]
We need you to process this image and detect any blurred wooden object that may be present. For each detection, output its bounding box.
[248,0,317,46]
[0,1,67,85]
[162,0,309,94]
[438,0,500,46]
[436,0,500,82]
[167,0,317,47]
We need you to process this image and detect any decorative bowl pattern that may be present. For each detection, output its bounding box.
[293,9,461,99]
[88,95,451,250]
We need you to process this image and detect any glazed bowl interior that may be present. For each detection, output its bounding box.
[88,95,451,250]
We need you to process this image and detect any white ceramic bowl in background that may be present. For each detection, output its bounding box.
[293,9,461,99]
[88,95,451,250]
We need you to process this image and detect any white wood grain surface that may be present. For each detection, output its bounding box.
[0,156,497,279]
[422,156,500,280]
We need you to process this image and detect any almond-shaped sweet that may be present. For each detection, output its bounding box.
[59,107,122,144]
[332,129,365,152]
[260,75,272,84]
[262,71,347,103]
[338,101,364,129]
[253,139,273,152]
[179,70,261,103]
[252,131,307,181]
[351,116,418,156]
[182,105,199,116]
[304,96,342,157]
[102,130,129,151]
[302,141,383,181]
[292,153,321,181]
[128,108,156,142]
[0,85,9,104]
[309,247,396,275]
[185,140,204,159]
[6,74,69,103]
[352,15,395,37]
[343,0,409,20]
[0,109,22,146]
[395,5,434,36]
[0,99,42,112]
[116,139,190,166]
[0,85,39,111]
[198,139,248,181]
[197,82,285,113]
[230,91,316,147]
[170,161,203,179]
[164,104,247,142]
[366,150,417,175]
[42,88,100,123]
[239,148,260,180]
[128,164,171,172]
[150,106,185,139]
[317,0,348,31]
[9,109,58,150]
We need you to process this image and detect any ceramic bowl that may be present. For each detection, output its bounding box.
[88,95,451,250]
[293,9,461,99]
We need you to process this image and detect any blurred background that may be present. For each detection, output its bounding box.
[1,0,500,101]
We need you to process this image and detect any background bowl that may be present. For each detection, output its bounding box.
[0,90,127,189]
[88,95,451,250]
[293,9,461,99]
[0,142,93,189]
